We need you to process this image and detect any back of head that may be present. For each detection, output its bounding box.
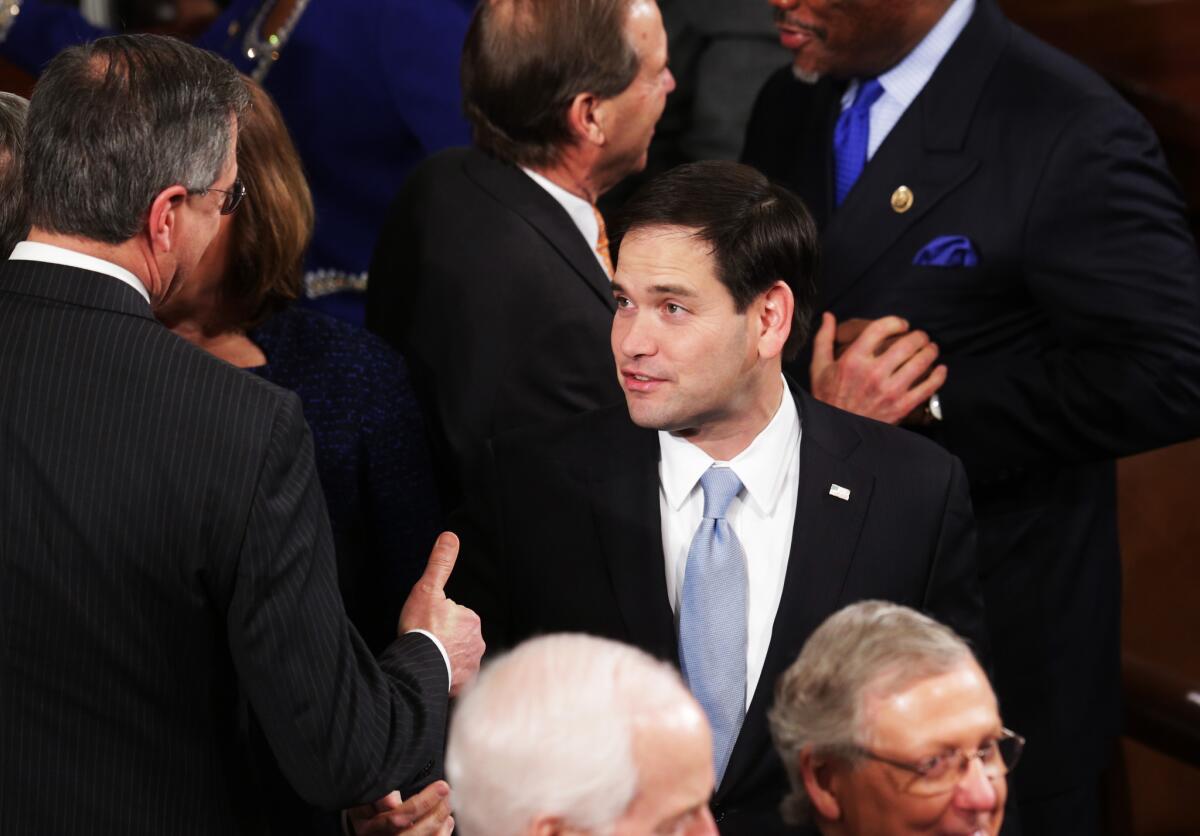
[222,77,313,329]
[462,0,639,168]
[446,633,694,836]
[24,34,248,245]
[0,91,29,256]
[769,601,977,826]
[612,160,820,358]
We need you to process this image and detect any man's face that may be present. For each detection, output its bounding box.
[612,703,718,836]
[595,0,674,187]
[824,660,1007,836]
[768,0,941,80]
[611,226,771,447]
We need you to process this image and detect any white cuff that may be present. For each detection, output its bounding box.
[406,629,452,694]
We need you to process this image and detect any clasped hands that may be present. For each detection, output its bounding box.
[810,312,946,425]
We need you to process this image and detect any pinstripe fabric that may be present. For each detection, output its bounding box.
[0,261,449,834]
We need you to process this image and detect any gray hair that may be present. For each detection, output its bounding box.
[24,34,248,244]
[768,601,977,826]
[0,91,29,256]
[446,633,697,836]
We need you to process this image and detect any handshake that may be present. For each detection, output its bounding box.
[348,532,484,836]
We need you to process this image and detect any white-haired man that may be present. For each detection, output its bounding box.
[446,634,719,836]
[770,601,1022,835]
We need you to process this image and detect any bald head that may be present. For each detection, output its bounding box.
[446,634,718,836]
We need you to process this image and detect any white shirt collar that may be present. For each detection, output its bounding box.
[658,377,800,517]
[841,0,975,112]
[9,241,152,305]
[520,166,609,277]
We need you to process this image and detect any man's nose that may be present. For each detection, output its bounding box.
[615,312,656,359]
[954,756,1000,812]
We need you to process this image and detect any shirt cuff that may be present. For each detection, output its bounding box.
[406,629,452,694]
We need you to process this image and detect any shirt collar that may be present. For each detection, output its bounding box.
[520,166,602,257]
[9,240,152,305]
[658,377,801,516]
[841,0,975,111]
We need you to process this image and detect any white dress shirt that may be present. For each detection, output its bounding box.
[658,379,801,705]
[521,166,611,278]
[10,240,152,304]
[838,0,975,160]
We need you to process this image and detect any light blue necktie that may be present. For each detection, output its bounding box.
[678,466,748,784]
[833,78,884,207]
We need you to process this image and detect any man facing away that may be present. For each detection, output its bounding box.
[0,34,482,834]
[770,601,1020,836]
[448,160,986,834]
[446,633,719,836]
[743,0,1200,829]
[367,0,676,507]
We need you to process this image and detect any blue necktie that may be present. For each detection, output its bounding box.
[833,78,884,207]
[678,466,748,784]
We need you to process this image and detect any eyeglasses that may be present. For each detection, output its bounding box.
[191,177,246,215]
[851,728,1025,797]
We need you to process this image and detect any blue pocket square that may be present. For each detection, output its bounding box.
[912,235,979,267]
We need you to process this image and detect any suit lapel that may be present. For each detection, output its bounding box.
[588,425,680,665]
[463,151,616,312]
[717,388,875,801]
[819,0,1009,310]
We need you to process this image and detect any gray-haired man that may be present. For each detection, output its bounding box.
[0,33,482,834]
[770,601,1021,836]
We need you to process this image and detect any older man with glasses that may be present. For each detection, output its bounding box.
[770,601,1021,836]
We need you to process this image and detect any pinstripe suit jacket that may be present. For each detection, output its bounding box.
[0,260,449,834]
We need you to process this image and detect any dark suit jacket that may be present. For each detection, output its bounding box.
[0,260,449,834]
[367,147,623,506]
[449,385,985,835]
[743,0,1200,800]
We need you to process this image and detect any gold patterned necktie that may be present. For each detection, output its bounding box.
[593,205,614,277]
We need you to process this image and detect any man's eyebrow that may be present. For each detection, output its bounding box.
[610,282,698,298]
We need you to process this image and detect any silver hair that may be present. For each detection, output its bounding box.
[0,91,29,256]
[446,633,696,836]
[768,601,977,826]
[24,34,248,244]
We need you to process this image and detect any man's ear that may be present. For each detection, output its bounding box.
[566,90,606,148]
[756,280,795,360]
[146,185,188,255]
[800,749,843,822]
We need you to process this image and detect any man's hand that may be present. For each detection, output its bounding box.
[347,782,454,836]
[400,532,485,696]
[810,312,946,425]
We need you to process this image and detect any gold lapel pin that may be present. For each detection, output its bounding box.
[891,185,914,214]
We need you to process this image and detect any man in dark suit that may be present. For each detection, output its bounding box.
[0,35,483,835]
[449,161,986,835]
[367,0,675,506]
[742,0,1200,830]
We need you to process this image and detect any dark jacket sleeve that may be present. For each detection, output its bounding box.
[224,393,448,810]
[936,98,1200,475]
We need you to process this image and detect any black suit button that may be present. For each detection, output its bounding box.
[418,759,433,776]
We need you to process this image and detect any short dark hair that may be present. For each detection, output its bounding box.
[0,92,29,256]
[24,34,248,244]
[462,0,640,168]
[612,160,820,359]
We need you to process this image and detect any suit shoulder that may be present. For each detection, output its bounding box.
[992,22,1142,122]
[807,395,960,473]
